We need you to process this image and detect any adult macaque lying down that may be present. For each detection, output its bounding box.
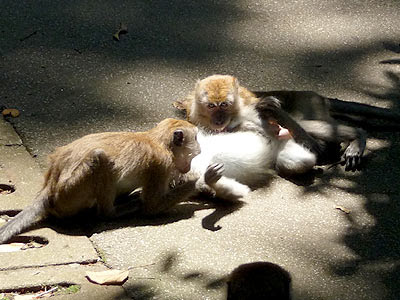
[0,118,223,244]
[174,74,400,171]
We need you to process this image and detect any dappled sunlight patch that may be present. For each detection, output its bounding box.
[366,138,391,151]
[329,178,357,189]
[0,236,48,253]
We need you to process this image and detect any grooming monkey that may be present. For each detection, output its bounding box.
[0,118,222,244]
[174,74,400,172]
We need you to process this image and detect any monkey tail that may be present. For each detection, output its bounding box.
[329,98,400,122]
[0,192,48,244]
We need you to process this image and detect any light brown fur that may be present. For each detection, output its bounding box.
[0,118,211,244]
[179,75,259,132]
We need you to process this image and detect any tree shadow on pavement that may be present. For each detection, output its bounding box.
[296,70,400,299]
[40,194,244,237]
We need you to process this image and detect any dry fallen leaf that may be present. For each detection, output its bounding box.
[113,23,128,41]
[86,269,129,285]
[335,205,351,214]
[2,108,20,117]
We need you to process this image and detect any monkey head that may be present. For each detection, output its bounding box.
[227,261,292,300]
[191,75,241,132]
[169,123,201,173]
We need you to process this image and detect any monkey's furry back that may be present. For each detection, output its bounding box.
[192,130,278,186]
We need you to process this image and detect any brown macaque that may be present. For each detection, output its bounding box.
[227,261,292,300]
[0,118,221,244]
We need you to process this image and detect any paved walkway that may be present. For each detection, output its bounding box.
[1,1,400,299]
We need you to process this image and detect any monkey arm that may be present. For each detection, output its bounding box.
[141,179,198,215]
[256,96,324,158]
[139,163,224,215]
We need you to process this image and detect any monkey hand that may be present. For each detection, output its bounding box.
[204,163,224,186]
[255,96,281,116]
[342,143,362,171]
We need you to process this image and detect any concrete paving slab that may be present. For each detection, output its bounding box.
[0,228,98,270]
[0,118,98,270]
[0,264,130,300]
[0,146,44,211]
[0,118,22,146]
[91,163,395,300]
[0,119,125,300]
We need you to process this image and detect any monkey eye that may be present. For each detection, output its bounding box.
[219,102,228,109]
[207,103,216,109]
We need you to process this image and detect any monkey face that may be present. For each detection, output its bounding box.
[207,101,232,131]
[193,74,240,132]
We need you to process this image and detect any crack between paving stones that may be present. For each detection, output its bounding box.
[0,258,99,271]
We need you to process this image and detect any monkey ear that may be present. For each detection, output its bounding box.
[173,130,184,147]
[232,77,239,96]
[233,77,239,88]
[194,80,201,96]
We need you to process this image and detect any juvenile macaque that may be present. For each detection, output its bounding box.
[0,118,221,244]
[227,261,292,300]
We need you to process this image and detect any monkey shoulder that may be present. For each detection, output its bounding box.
[239,86,259,106]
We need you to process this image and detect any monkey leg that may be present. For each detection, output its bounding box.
[113,200,142,218]
[85,149,119,219]
[210,176,251,200]
[141,178,197,216]
[275,140,317,175]
[48,148,113,218]
[298,120,366,171]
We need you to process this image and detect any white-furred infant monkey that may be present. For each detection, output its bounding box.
[188,130,274,200]
[0,118,222,244]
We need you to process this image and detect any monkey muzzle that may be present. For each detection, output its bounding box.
[211,110,230,132]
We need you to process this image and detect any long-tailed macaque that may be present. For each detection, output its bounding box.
[0,118,222,244]
[227,261,292,300]
[174,74,400,172]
